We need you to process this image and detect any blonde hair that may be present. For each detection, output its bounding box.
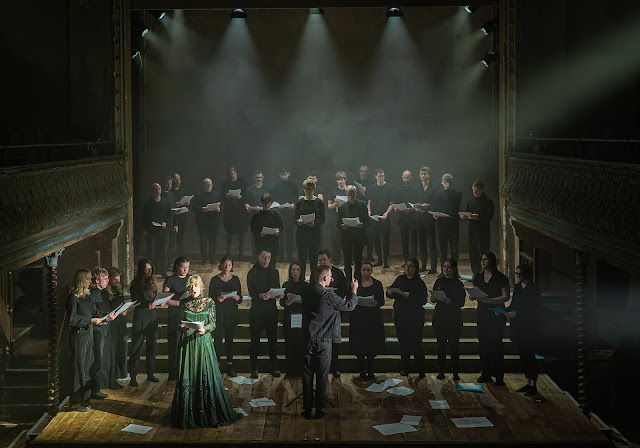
[187,274,204,291]
[106,267,122,300]
[71,269,91,298]
[335,171,347,180]
[303,178,316,189]
[345,185,357,194]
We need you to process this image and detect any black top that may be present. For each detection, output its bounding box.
[246,184,271,207]
[300,184,324,197]
[466,193,495,233]
[329,186,348,220]
[108,289,126,311]
[247,262,281,311]
[161,190,176,227]
[355,176,375,201]
[171,185,189,227]
[281,279,308,322]
[356,278,385,309]
[328,266,348,299]
[142,197,172,232]
[434,188,462,222]
[131,278,158,330]
[90,287,111,318]
[473,271,510,312]
[506,281,540,337]
[432,276,466,323]
[272,180,299,207]
[415,182,440,222]
[387,274,428,316]
[294,197,325,236]
[367,183,395,216]
[221,177,249,229]
[210,274,243,322]
[336,199,369,246]
[67,293,92,328]
[192,189,223,225]
[163,274,189,317]
[250,209,285,243]
[301,283,357,343]
[395,184,419,222]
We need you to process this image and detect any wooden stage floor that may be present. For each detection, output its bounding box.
[34,373,610,447]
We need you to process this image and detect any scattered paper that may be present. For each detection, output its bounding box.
[261,226,279,235]
[181,321,204,331]
[334,195,348,205]
[290,314,302,328]
[121,424,153,434]
[386,386,414,396]
[370,215,382,221]
[387,287,405,295]
[457,383,484,393]
[153,292,174,306]
[151,221,163,227]
[382,378,403,388]
[221,291,237,299]
[300,213,315,224]
[373,423,417,436]
[267,288,285,297]
[451,417,493,428]
[393,203,409,211]
[365,383,387,393]
[203,202,221,212]
[342,217,361,227]
[171,206,189,214]
[429,400,450,409]
[250,398,276,407]
[176,195,194,206]
[234,407,249,417]
[229,376,259,385]
[287,293,302,303]
[400,415,422,426]
[228,189,241,197]
[464,287,488,299]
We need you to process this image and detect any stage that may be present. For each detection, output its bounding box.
[33,373,609,447]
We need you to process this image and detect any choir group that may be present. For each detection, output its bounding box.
[65,164,540,428]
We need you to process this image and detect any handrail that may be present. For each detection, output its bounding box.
[0,154,126,175]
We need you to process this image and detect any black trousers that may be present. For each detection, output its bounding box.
[249,308,278,371]
[213,316,237,365]
[434,322,462,374]
[70,327,93,405]
[341,234,364,281]
[197,221,219,264]
[331,219,342,263]
[371,218,391,264]
[477,309,506,379]
[167,228,177,264]
[283,326,304,377]
[437,221,459,268]
[279,211,295,261]
[399,217,418,261]
[394,313,425,372]
[175,217,187,255]
[296,230,321,280]
[418,217,438,270]
[516,338,539,381]
[365,226,374,260]
[91,325,109,393]
[146,230,168,274]
[303,340,332,413]
[167,309,181,380]
[130,320,158,378]
[469,228,490,277]
[225,231,245,257]
[108,316,128,383]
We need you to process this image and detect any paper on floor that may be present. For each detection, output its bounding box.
[234,407,249,417]
[429,400,450,409]
[121,424,153,434]
[230,376,259,385]
[386,386,414,396]
[451,417,493,428]
[365,383,387,393]
[382,378,403,388]
[457,383,484,392]
[400,415,422,426]
[373,423,418,435]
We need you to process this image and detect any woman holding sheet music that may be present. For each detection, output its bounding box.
[295,178,325,279]
[350,262,385,378]
[250,193,284,267]
[106,267,128,389]
[431,258,466,381]
[162,256,191,381]
[387,259,428,378]
[172,275,243,429]
[210,255,243,378]
[280,262,308,377]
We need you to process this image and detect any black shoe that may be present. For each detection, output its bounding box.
[272,369,282,378]
[90,391,108,400]
[301,410,312,419]
[359,372,367,379]
[436,372,445,380]
[418,372,426,379]
[129,378,138,387]
[227,367,238,378]
[250,370,259,379]
[428,268,437,274]
[108,382,124,390]
[400,369,409,377]
[494,377,506,386]
[147,375,160,383]
[516,384,531,393]
[81,402,92,409]
[71,403,91,412]
[477,375,493,383]
[315,409,326,419]
[383,263,390,268]
[333,370,341,379]
[453,373,460,381]
[367,372,375,379]
[524,386,538,397]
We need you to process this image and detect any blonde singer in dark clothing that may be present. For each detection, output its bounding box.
[280,262,308,378]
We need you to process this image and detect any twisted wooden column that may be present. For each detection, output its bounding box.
[45,249,65,415]
[574,249,591,417]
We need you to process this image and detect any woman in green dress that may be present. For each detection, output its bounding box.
[171,274,243,429]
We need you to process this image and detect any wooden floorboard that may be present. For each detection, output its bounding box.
[33,373,610,447]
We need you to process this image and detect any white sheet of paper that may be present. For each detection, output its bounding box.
[151,221,163,227]
[181,321,204,331]
[113,301,136,316]
[334,195,348,204]
[459,212,473,218]
[171,206,189,214]
[373,423,418,436]
[267,288,285,297]
[464,287,488,299]
[387,287,405,295]
[430,290,448,301]
[400,415,422,426]
[357,296,376,307]
[204,202,221,212]
[229,376,259,385]
[430,400,450,409]
[342,217,361,227]
[429,211,450,218]
[221,291,237,299]
[234,407,249,417]
[270,201,281,208]
[370,215,381,222]
[386,386,414,396]
[393,203,409,211]
[409,203,423,210]
[228,189,241,197]
[290,314,302,328]
[179,291,191,300]
[460,274,473,280]
[250,398,276,407]
[382,378,403,388]
[300,213,315,223]
[121,424,153,434]
[153,292,174,306]
[261,226,279,235]
[287,293,302,303]
[365,383,388,393]
[451,417,493,428]
[176,195,194,206]
[458,383,484,392]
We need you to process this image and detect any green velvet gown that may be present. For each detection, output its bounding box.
[171,295,243,429]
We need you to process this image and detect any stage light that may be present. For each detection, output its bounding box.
[481,19,498,35]
[481,50,498,66]
[131,51,142,67]
[231,8,247,18]
[465,5,480,14]
[309,8,324,15]
[141,28,149,37]
[150,10,166,20]
[387,7,403,17]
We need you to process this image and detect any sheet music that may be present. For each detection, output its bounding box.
[227,189,241,197]
[342,217,361,227]
[300,213,315,223]
[392,203,408,211]
[287,293,302,303]
[203,202,221,212]
[176,195,194,206]
[290,314,302,328]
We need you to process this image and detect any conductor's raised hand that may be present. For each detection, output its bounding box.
[351,278,359,294]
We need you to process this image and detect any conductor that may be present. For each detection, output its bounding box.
[301,265,358,420]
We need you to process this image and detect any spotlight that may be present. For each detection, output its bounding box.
[465,5,480,14]
[141,28,149,37]
[309,8,324,15]
[150,10,166,20]
[481,19,498,35]
[387,7,403,17]
[131,51,142,67]
[481,50,498,66]
[231,8,247,18]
